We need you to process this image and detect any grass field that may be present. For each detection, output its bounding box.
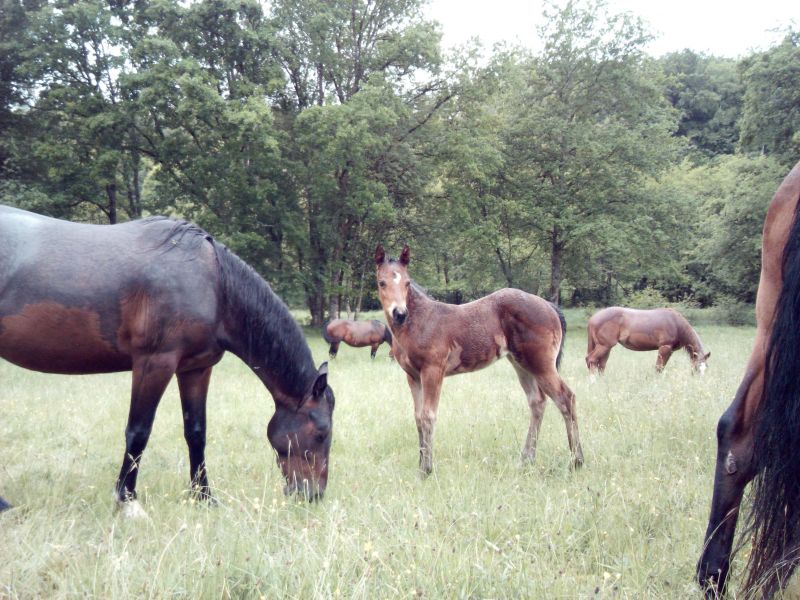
[0,311,770,598]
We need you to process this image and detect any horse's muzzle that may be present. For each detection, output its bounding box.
[283,480,325,502]
[392,308,407,326]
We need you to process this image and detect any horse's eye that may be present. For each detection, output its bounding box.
[379,281,386,288]
[405,281,410,287]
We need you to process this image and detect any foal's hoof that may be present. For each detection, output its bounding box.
[116,498,149,520]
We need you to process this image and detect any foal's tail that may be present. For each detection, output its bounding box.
[744,200,800,596]
[321,320,336,344]
[549,302,567,371]
[380,322,393,346]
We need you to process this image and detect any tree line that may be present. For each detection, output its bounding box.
[1,0,798,324]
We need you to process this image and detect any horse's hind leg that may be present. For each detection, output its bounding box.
[115,354,177,517]
[510,360,547,462]
[697,365,760,597]
[329,341,339,358]
[370,344,378,359]
[177,367,214,502]
[536,370,584,468]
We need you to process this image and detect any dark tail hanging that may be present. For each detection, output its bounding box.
[321,320,336,344]
[0,495,11,512]
[744,201,800,596]
[549,302,567,371]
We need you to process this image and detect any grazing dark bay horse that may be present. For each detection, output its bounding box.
[375,244,583,475]
[586,307,710,375]
[322,318,392,359]
[0,205,334,517]
[698,161,800,598]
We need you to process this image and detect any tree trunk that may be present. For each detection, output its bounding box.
[495,247,514,287]
[548,225,563,305]
[105,184,118,224]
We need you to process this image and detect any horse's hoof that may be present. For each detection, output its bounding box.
[116,498,149,519]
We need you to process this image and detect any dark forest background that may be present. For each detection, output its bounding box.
[1,0,798,324]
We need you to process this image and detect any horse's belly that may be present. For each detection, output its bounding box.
[0,302,131,374]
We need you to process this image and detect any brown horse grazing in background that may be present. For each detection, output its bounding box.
[698,161,800,598]
[374,244,583,476]
[586,307,710,375]
[0,206,335,516]
[322,318,392,359]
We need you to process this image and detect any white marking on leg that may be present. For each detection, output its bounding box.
[117,499,149,519]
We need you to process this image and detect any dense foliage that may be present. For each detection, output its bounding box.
[1,0,797,321]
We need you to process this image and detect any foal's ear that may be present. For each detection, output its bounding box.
[399,245,410,266]
[704,351,711,360]
[374,244,386,265]
[312,362,329,398]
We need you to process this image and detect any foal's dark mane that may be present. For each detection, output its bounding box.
[152,218,317,400]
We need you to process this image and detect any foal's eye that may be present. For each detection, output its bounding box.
[378,281,386,288]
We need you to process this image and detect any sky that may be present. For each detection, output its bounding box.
[424,0,797,58]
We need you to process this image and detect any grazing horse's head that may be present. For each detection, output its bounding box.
[374,244,411,327]
[267,363,334,500]
[691,350,711,374]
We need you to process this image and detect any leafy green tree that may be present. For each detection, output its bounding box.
[738,29,800,167]
[660,50,742,158]
[270,0,448,324]
[502,0,680,303]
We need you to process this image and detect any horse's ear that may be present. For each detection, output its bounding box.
[705,351,711,360]
[312,362,328,397]
[374,244,385,265]
[399,245,410,266]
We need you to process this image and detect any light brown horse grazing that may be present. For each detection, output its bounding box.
[698,160,800,598]
[585,307,710,375]
[374,244,583,476]
[322,318,392,359]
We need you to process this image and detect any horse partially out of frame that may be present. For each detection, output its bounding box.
[374,244,583,476]
[0,206,335,516]
[697,160,800,598]
[322,318,392,359]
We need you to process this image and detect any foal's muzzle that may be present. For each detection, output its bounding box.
[392,308,407,326]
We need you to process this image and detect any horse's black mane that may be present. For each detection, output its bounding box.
[150,217,317,401]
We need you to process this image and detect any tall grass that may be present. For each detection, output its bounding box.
[0,320,775,598]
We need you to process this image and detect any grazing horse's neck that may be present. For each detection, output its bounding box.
[678,318,704,355]
[215,245,317,405]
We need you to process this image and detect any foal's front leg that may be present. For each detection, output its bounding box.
[177,367,214,502]
[408,368,444,476]
[115,354,177,517]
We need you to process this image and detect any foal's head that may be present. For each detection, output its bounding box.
[375,244,411,327]
[690,349,711,374]
[267,363,334,500]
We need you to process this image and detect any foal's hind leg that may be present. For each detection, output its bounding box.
[536,370,584,468]
[510,360,547,462]
[115,353,177,517]
[328,341,340,358]
[177,367,214,502]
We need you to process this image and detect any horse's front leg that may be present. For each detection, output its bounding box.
[656,345,673,372]
[370,343,379,359]
[115,354,177,517]
[177,367,214,502]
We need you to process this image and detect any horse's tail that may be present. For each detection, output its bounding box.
[321,320,336,344]
[549,301,566,371]
[744,201,800,596]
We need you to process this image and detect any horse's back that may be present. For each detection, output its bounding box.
[0,207,221,374]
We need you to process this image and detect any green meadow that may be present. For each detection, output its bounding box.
[0,313,771,598]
